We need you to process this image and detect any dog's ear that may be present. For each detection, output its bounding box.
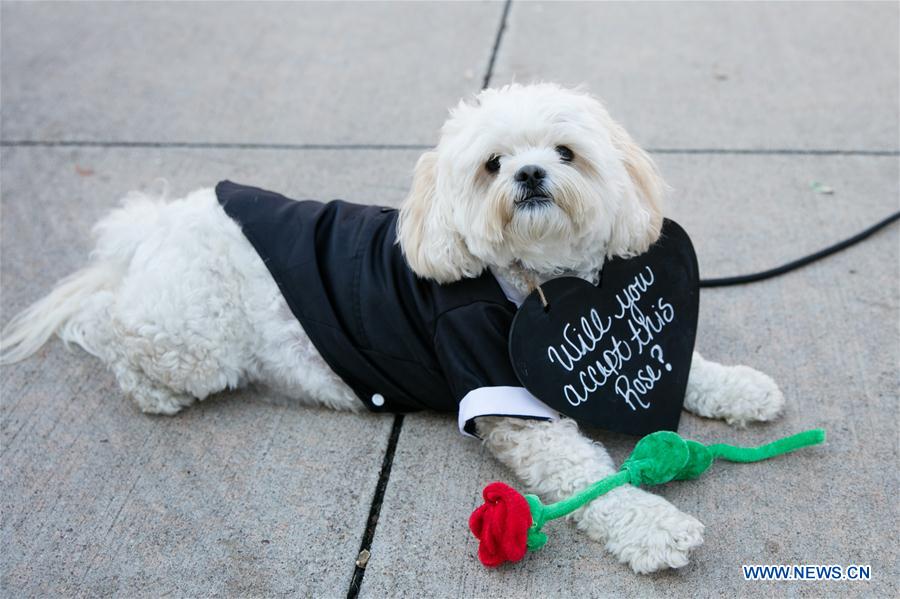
[397,151,482,283]
[604,119,667,259]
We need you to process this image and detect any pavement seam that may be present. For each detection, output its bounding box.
[0,140,432,151]
[482,0,513,90]
[346,414,404,599]
[2,140,897,156]
[649,148,900,156]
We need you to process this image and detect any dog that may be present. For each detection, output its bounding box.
[0,83,785,573]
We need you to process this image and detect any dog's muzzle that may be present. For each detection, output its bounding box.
[514,192,554,209]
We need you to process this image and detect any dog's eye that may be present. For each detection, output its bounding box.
[556,145,575,162]
[485,155,501,174]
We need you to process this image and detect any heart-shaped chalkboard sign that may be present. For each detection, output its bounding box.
[508,219,699,436]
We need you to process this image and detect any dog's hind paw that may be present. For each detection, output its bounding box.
[130,384,195,415]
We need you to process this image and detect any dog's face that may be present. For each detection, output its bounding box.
[398,83,665,283]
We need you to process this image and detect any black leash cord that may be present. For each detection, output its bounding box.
[699,210,900,288]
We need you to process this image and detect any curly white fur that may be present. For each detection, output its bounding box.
[0,83,785,573]
[2,189,360,414]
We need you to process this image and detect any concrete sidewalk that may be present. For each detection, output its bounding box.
[2,2,897,597]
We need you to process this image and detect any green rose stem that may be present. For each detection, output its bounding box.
[522,429,826,551]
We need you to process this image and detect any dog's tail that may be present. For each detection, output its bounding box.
[1,189,167,364]
[0,264,120,364]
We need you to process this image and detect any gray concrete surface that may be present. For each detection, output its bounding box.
[0,2,500,144]
[495,1,899,150]
[2,2,898,598]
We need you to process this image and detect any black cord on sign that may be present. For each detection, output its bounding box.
[699,210,900,288]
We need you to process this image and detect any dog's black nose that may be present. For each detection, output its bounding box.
[515,164,546,188]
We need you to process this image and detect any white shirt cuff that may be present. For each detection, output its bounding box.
[458,386,558,439]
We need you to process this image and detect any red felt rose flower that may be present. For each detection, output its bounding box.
[468,482,533,567]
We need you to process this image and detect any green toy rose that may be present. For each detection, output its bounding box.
[469,428,826,567]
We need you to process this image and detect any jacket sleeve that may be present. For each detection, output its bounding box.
[433,302,557,438]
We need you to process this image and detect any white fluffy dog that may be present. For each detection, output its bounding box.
[1,83,785,573]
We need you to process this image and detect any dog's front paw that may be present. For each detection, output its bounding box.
[610,498,705,574]
[717,365,786,426]
[686,360,786,426]
[578,486,704,573]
